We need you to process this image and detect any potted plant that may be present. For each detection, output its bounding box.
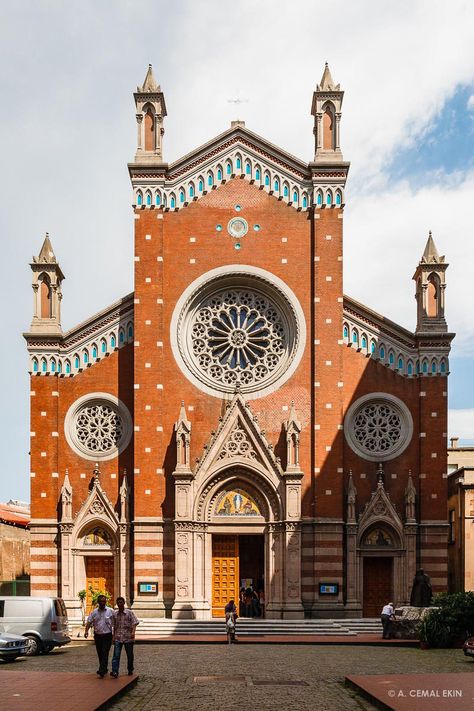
[78,589,87,625]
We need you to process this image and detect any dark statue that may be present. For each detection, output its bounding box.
[410,568,432,607]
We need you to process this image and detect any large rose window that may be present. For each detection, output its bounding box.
[171,267,305,398]
[344,394,413,462]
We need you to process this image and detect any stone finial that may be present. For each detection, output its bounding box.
[317,62,340,91]
[93,462,101,483]
[421,231,443,264]
[139,64,160,92]
[377,463,384,487]
[347,469,357,522]
[405,470,416,521]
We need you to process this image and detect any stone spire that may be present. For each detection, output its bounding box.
[421,231,441,263]
[27,233,65,336]
[311,62,345,163]
[317,62,340,91]
[413,231,448,333]
[175,401,192,472]
[133,64,167,163]
[285,401,302,471]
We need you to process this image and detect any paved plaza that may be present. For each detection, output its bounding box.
[2,641,473,710]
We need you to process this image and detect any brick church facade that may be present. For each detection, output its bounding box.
[25,65,454,619]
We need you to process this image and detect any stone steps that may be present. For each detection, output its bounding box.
[133,618,381,637]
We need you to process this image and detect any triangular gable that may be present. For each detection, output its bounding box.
[357,479,403,540]
[72,471,120,539]
[194,392,283,481]
[129,125,324,213]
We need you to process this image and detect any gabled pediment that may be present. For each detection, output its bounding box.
[358,479,403,538]
[72,470,120,538]
[194,392,283,481]
[128,123,338,213]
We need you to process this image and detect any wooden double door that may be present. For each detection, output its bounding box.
[85,556,114,612]
[363,557,393,617]
[212,534,264,617]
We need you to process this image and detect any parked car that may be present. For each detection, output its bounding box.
[463,637,474,658]
[0,632,29,662]
[0,597,70,655]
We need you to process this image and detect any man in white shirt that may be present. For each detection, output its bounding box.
[380,601,394,639]
[84,594,114,677]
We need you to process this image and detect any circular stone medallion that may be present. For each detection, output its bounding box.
[227,217,248,238]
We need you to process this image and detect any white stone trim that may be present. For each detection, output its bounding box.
[64,392,133,462]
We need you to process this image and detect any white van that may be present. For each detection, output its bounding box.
[0,597,71,655]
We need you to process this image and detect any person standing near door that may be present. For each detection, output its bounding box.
[110,596,139,677]
[84,594,114,677]
[380,601,394,639]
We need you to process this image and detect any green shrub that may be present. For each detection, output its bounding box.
[88,585,112,606]
[420,592,474,647]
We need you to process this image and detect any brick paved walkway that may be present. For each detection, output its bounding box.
[0,670,137,711]
[3,642,471,710]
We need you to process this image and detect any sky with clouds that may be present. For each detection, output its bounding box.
[0,0,473,502]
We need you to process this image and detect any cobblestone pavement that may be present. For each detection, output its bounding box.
[3,642,471,710]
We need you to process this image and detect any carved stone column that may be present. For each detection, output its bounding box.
[283,522,304,619]
[265,523,284,619]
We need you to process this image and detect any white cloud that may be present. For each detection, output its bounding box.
[345,171,474,356]
[468,95,474,111]
[449,409,474,439]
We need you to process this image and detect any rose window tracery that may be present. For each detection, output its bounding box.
[344,394,413,462]
[191,290,287,389]
[65,393,132,461]
[75,404,124,454]
[172,268,305,398]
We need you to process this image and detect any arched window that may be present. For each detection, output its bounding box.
[207,172,213,187]
[398,356,404,371]
[352,331,359,346]
[110,334,116,349]
[217,166,223,180]
[41,358,47,373]
[245,162,251,175]
[326,190,332,206]
[40,276,52,319]
[255,166,261,181]
[317,190,323,206]
[343,324,349,339]
[273,178,280,192]
[427,273,439,317]
[236,156,241,169]
[101,339,107,354]
[336,190,342,206]
[144,108,154,151]
[50,359,56,373]
[380,345,385,360]
[226,161,232,175]
[293,190,298,203]
[431,360,437,374]
[302,194,308,209]
[323,104,335,150]
[74,355,80,369]
[33,358,38,373]
[198,178,204,192]
[137,191,142,206]
[146,191,152,206]
[440,360,446,374]
[119,329,124,344]
[179,189,185,204]
[92,344,98,358]
[170,194,176,209]
[422,360,428,374]
[83,349,89,364]
[370,341,376,354]
[283,183,289,197]
[128,324,133,339]
[155,191,161,206]
[361,335,367,349]
[189,183,194,198]
[407,361,413,376]
[389,351,394,365]
[264,172,270,187]
[65,360,71,374]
